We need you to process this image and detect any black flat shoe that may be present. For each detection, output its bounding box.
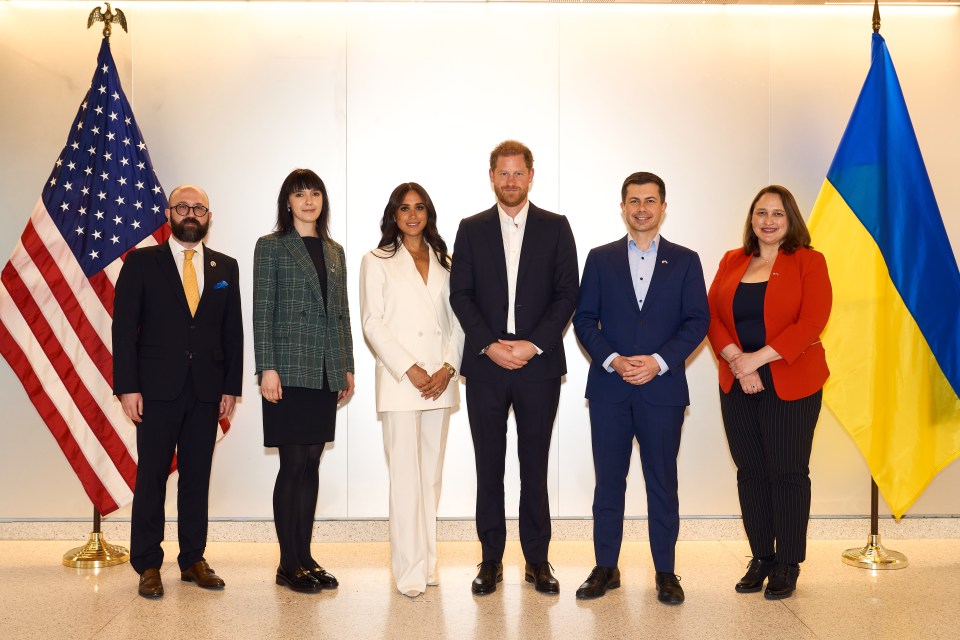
[576,566,620,600]
[655,572,685,605]
[307,564,339,589]
[276,565,322,593]
[764,564,800,600]
[735,557,776,593]
[471,561,503,595]
[524,561,560,594]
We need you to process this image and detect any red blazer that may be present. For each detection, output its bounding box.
[707,247,832,400]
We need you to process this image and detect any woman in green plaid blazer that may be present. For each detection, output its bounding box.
[253,169,354,593]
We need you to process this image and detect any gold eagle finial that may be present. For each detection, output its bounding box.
[87,3,128,41]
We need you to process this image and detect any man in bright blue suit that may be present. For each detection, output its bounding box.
[572,172,709,604]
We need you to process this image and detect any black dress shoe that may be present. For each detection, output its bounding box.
[735,557,776,593]
[471,561,503,595]
[576,566,620,600]
[525,561,560,594]
[655,572,685,605]
[138,567,163,599]
[276,565,322,593]
[307,563,339,589]
[764,564,800,600]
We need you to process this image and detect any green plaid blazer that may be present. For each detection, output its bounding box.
[253,230,354,391]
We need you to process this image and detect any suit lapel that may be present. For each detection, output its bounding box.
[640,236,675,314]
[284,231,326,311]
[483,207,508,290]
[194,245,226,318]
[515,204,538,289]
[158,241,192,316]
[395,244,445,326]
[425,248,446,303]
[611,235,641,315]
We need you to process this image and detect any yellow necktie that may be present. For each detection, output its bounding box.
[183,249,200,316]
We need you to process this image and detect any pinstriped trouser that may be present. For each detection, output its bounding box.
[719,365,822,565]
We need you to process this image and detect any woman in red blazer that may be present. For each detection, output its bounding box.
[707,185,831,600]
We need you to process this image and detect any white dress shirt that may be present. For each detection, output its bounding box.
[169,237,205,294]
[498,201,529,335]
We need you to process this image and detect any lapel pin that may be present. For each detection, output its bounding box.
[773,272,779,276]
[661,259,668,264]
[210,260,216,267]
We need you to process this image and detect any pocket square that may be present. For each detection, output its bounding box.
[214,280,229,290]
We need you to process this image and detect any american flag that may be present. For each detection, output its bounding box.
[0,39,195,516]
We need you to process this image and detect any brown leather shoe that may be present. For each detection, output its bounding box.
[138,567,164,598]
[180,559,225,589]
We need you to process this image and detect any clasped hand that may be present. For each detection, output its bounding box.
[485,339,537,370]
[406,364,451,400]
[727,353,765,395]
[611,355,660,385]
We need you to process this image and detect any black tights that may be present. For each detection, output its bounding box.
[274,443,325,574]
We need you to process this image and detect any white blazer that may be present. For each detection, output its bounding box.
[360,245,465,412]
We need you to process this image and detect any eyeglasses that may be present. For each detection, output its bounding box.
[171,203,210,217]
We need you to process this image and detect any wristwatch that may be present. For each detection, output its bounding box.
[442,362,456,377]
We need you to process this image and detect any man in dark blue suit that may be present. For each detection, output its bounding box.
[572,172,708,604]
[450,141,578,596]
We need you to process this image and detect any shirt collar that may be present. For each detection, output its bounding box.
[169,236,204,260]
[628,233,660,253]
[498,201,530,228]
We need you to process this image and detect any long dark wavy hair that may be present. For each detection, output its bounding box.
[742,184,812,256]
[376,182,451,271]
[274,168,331,241]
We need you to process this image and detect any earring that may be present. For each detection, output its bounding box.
[287,205,291,212]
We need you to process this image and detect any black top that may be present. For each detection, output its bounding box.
[733,281,767,353]
[302,236,327,303]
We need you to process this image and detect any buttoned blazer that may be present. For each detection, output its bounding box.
[359,245,465,412]
[707,246,832,401]
[573,236,709,406]
[253,230,354,391]
[449,203,579,382]
[112,241,244,402]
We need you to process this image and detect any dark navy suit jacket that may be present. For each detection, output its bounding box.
[573,235,709,406]
[450,203,579,382]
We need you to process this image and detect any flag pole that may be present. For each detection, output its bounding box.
[63,507,130,568]
[838,0,909,574]
[60,3,133,570]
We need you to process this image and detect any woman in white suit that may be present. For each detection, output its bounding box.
[360,182,464,598]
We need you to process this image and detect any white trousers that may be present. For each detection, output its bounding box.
[381,407,450,596]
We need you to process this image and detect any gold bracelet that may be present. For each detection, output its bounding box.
[442,362,456,377]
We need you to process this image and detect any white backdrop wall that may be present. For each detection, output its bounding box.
[1,2,958,521]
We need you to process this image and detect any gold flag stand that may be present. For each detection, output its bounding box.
[63,508,129,568]
[841,480,908,570]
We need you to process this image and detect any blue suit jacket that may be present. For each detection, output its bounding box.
[573,235,709,406]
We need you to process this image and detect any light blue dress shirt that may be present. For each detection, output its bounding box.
[601,235,669,375]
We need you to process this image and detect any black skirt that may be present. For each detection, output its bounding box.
[262,385,338,446]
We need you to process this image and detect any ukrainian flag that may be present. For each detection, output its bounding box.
[808,34,960,518]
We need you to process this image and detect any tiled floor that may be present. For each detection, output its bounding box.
[1,539,957,640]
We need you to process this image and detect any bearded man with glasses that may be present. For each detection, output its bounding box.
[113,184,244,599]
